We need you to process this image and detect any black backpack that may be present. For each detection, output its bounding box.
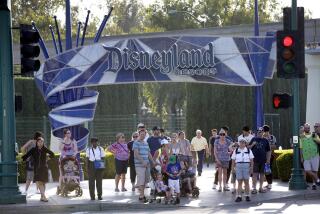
[235,147,251,155]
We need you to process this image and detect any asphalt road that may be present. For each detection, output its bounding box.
[61,199,320,214]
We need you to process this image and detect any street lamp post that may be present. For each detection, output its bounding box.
[0,1,26,204]
[168,9,205,28]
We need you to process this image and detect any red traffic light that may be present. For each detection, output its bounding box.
[283,36,293,47]
[273,96,281,108]
[272,93,292,109]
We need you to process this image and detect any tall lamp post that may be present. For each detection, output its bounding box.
[0,1,26,204]
[168,9,205,28]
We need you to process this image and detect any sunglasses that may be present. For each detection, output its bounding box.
[219,133,225,136]
[133,136,139,138]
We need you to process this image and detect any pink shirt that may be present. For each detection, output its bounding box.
[109,142,129,161]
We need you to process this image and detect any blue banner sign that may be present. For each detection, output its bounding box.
[35,35,275,151]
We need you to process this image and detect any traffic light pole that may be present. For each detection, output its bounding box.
[288,0,306,190]
[0,1,26,203]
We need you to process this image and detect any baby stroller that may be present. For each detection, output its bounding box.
[180,168,200,198]
[56,156,83,197]
[149,167,173,204]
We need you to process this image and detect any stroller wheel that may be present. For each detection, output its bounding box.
[56,186,61,195]
[76,187,83,197]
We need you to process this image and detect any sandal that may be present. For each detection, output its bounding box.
[121,188,127,192]
[115,188,120,192]
[251,189,257,194]
[40,197,48,202]
[259,188,267,193]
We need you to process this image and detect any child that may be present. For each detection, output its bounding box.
[155,173,171,202]
[229,141,239,194]
[166,155,182,204]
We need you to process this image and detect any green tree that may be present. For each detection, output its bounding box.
[11,0,64,41]
[102,0,145,35]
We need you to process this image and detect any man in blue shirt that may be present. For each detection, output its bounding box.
[147,126,162,161]
[249,127,271,194]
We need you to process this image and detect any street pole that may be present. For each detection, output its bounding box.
[0,1,26,203]
[288,0,307,190]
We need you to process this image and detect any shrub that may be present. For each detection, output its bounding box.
[17,150,116,183]
[272,149,292,179]
[276,150,293,181]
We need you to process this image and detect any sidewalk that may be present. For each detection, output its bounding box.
[1,165,320,213]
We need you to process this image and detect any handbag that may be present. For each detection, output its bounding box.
[92,147,105,169]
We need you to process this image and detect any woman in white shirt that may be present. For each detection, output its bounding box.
[231,139,254,203]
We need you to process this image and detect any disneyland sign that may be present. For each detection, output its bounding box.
[104,42,217,76]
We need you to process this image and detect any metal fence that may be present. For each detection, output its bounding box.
[15,114,186,148]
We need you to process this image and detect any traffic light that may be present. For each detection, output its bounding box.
[272,93,292,109]
[277,7,305,79]
[276,30,305,79]
[20,24,41,76]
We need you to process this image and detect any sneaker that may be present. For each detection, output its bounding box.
[316,180,320,186]
[312,185,317,190]
[245,196,251,202]
[223,187,230,192]
[212,184,216,189]
[121,188,127,192]
[235,197,242,202]
[98,196,102,200]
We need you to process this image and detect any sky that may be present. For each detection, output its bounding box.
[57,0,320,25]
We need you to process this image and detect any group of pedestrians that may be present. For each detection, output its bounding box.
[209,125,275,202]
[20,123,278,203]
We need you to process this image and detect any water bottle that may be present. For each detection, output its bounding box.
[264,163,271,175]
[279,146,282,150]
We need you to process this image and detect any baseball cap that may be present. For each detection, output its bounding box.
[161,139,169,145]
[257,127,264,132]
[263,125,270,132]
[152,126,160,131]
[137,123,145,128]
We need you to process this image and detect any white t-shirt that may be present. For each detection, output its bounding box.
[238,134,254,144]
[86,146,106,161]
[231,147,254,163]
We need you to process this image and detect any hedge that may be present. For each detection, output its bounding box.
[276,150,293,181]
[17,151,117,183]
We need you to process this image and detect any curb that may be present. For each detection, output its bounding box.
[2,191,320,213]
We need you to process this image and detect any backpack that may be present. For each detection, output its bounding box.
[235,147,250,155]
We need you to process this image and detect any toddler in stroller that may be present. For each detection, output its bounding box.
[149,166,172,204]
[56,156,83,197]
[180,161,200,198]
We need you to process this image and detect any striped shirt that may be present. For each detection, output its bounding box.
[133,140,150,167]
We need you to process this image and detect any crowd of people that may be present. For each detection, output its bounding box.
[21,122,320,203]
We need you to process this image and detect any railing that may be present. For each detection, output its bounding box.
[15,114,186,148]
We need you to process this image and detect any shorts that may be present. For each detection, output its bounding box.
[168,179,180,193]
[304,156,319,171]
[217,161,229,169]
[135,166,150,187]
[115,159,128,175]
[253,162,264,173]
[26,170,34,181]
[235,163,250,180]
